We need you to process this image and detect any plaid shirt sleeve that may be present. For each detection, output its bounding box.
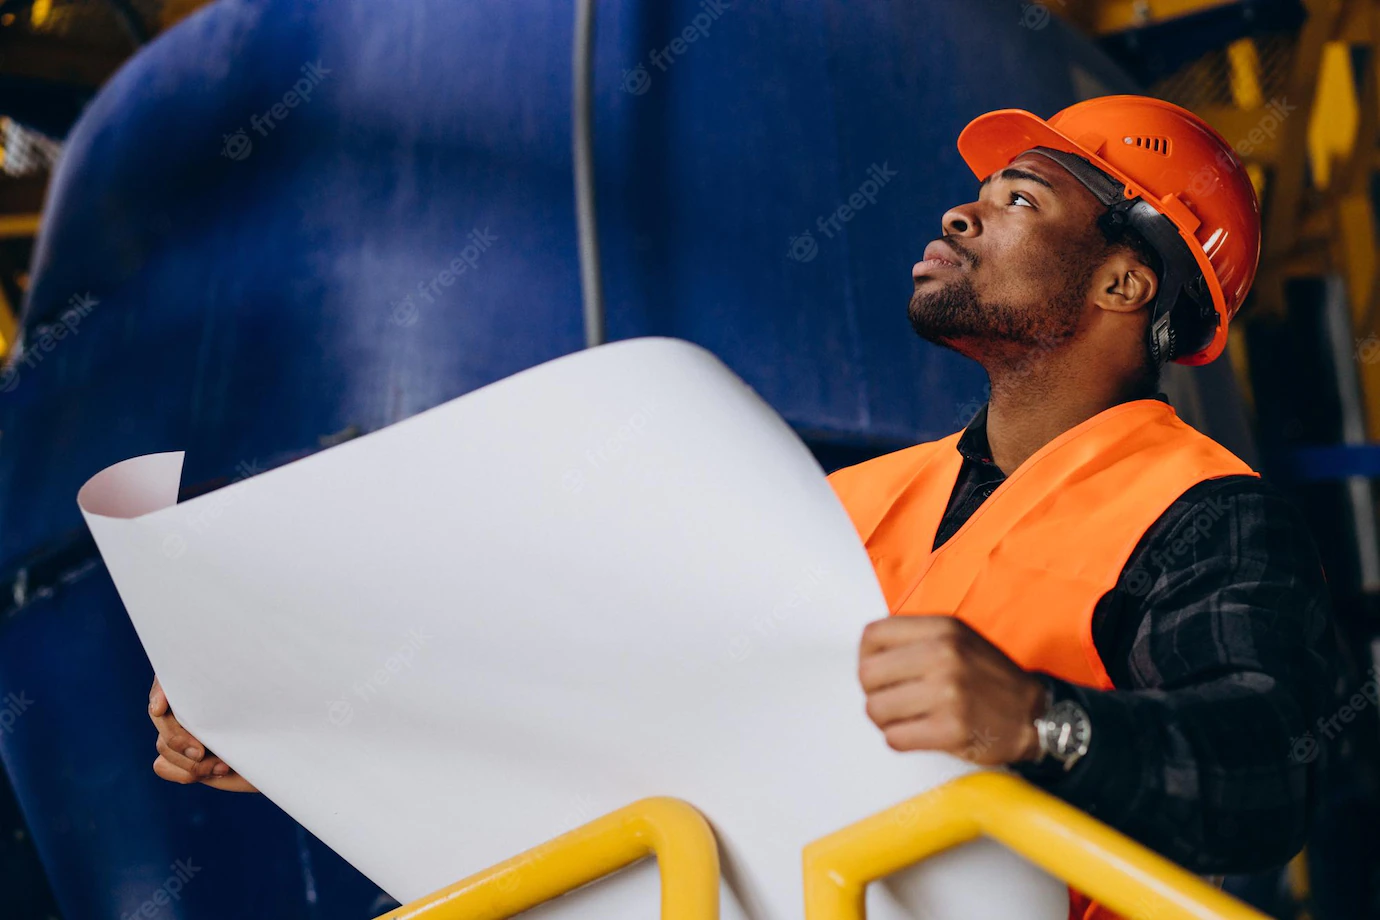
[1010,474,1342,875]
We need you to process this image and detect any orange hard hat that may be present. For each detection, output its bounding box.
[955,94,1261,366]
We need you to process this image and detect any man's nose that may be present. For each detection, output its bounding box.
[941,202,980,237]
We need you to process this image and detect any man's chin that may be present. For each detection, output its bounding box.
[910,294,968,339]
[912,328,983,359]
[908,301,990,359]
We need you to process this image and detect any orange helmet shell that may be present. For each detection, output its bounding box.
[956,95,1261,365]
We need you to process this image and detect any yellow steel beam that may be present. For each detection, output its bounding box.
[1195,104,1290,164]
[0,214,40,239]
[803,772,1268,920]
[1310,41,1360,189]
[373,797,718,920]
[1327,32,1376,324]
[0,279,15,358]
[1245,161,1266,208]
[1073,0,1240,34]
[159,0,214,31]
[1323,3,1380,439]
[1286,849,1311,905]
[1227,38,1265,110]
[1256,0,1345,320]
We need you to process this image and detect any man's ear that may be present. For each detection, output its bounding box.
[1094,249,1158,315]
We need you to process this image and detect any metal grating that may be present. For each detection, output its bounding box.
[1150,32,1298,110]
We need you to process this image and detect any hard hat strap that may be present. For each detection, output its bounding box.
[1110,198,1217,367]
[1027,146,1125,208]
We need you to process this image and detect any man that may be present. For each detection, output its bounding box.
[830,95,1338,919]
[150,95,1338,918]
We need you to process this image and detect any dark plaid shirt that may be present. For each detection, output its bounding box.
[941,397,1338,875]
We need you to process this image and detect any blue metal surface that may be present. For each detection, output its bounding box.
[0,0,1151,916]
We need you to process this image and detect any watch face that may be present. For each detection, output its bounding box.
[1046,700,1091,762]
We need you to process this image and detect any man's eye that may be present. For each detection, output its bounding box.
[1009,191,1035,208]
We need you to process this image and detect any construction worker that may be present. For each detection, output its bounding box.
[836,95,1338,919]
[149,95,1338,919]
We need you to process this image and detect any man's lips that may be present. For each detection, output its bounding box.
[913,240,965,279]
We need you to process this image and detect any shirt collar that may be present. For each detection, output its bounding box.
[956,392,1170,465]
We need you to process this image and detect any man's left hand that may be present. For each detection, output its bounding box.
[858,615,1048,765]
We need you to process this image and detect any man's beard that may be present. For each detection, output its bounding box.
[907,266,1090,355]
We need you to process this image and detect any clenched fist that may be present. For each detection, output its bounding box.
[858,615,1047,765]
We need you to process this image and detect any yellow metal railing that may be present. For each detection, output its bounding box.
[376,774,1272,920]
[802,772,1269,920]
[375,796,719,920]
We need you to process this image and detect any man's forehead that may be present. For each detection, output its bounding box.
[976,153,1105,214]
[977,153,1067,191]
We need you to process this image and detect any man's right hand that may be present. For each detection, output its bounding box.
[149,676,259,793]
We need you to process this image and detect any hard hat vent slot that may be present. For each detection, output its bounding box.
[1124,135,1172,156]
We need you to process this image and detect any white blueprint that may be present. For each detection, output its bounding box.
[77,337,1064,920]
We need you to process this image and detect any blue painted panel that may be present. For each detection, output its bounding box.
[0,1,1144,915]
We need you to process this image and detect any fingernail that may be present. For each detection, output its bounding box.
[184,747,201,760]
[212,763,229,776]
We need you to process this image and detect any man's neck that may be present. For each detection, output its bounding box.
[983,360,1150,476]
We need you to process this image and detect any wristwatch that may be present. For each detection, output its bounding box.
[1031,680,1092,772]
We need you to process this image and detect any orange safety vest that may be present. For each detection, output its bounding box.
[826,398,1258,920]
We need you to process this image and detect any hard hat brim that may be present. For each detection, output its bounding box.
[954,108,1231,365]
[956,108,1104,188]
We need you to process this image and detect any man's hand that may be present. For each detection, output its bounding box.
[149,677,259,793]
[858,615,1047,765]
